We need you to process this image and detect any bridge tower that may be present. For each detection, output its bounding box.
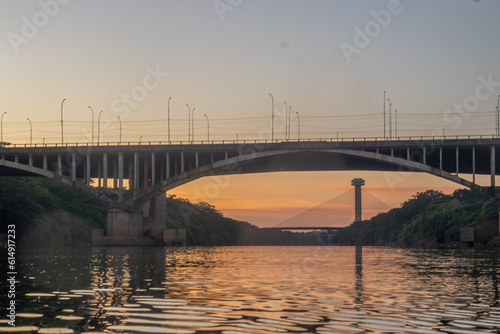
[351,178,365,222]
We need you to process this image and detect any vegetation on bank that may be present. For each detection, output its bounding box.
[1,177,496,248]
[333,189,498,247]
[0,177,296,247]
[0,177,107,247]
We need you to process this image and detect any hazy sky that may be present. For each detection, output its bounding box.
[1,0,499,226]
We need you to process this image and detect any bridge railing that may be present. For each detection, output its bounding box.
[2,134,498,148]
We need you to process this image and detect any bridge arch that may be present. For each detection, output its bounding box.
[133,148,485,209]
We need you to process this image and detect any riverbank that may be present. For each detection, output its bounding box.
[0,177,297,248]
[333,189,499,248]
[1,178,497,248]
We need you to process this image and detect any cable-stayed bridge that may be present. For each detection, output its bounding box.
[270,186,392,230]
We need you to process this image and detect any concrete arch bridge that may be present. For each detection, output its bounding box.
[1,137,499,244]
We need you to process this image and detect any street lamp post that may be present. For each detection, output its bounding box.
[296,111,300,141]
[192,108,196,143]
[27,118,32,146]
[60,98,66,145]
[395,110,398,138]
[88,106,94,145]
[117,116,122,144]
[383,90,386,139]
[186,104,191,142]
[1,112,6,143]
[288,106,292,140]
[97,110,103,145]
[204,114,209,142]
[284,101,288,141]
[168,97,172,142]
[388,98,392,139]
[496,95,500,138]
[269,93,274,142]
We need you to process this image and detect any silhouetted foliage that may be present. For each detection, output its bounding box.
[334,189,497,247]
[0,177,297,247]
[0,177,107,247]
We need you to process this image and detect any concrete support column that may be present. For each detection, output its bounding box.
[151,153,156,187]
[351,178,365,223]
[148,193,167,228]
[166,153,170,179]
[390,149,393,157]
[71,154,76,181]
[113,158,118,188]
[134,152,139,191]
[128,159,133,191]
[472,147,476,185]
[29,155,33,167]
[160,154,165,182]
[491,146,496,188]
[57,154,62,176]
[86,154,91,186]
[225,152,228,160]
[15,155,18,163]
[181,152,185,173]
[456,147,459,175]
[118,153,124,189]
[439,148,443,170]
[143,159,149,190]
[155,193,167,228]
[103,153,108,189]
[98,159,102,188]
[406,148,410,160]
[195,152,199,168]
[423,148,426,165]
[43,155,47,171]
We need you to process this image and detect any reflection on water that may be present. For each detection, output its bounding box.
[1,246,499,333]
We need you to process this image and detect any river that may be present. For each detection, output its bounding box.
[0,246,499,333]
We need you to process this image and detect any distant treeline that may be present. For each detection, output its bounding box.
[333,189,498,247]
[164,195,297,246]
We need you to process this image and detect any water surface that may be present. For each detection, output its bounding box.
[1,246,499,333]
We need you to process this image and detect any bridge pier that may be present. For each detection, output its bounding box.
[91,207,156,247]
[148,193,167,228]
[92,190,173,246]
[106,208,144,237]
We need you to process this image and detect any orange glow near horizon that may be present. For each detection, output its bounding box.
[168,170,481,228]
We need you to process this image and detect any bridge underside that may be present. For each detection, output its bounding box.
[2,140,500,244]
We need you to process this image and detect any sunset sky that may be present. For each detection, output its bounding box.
[1,1,500,227]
